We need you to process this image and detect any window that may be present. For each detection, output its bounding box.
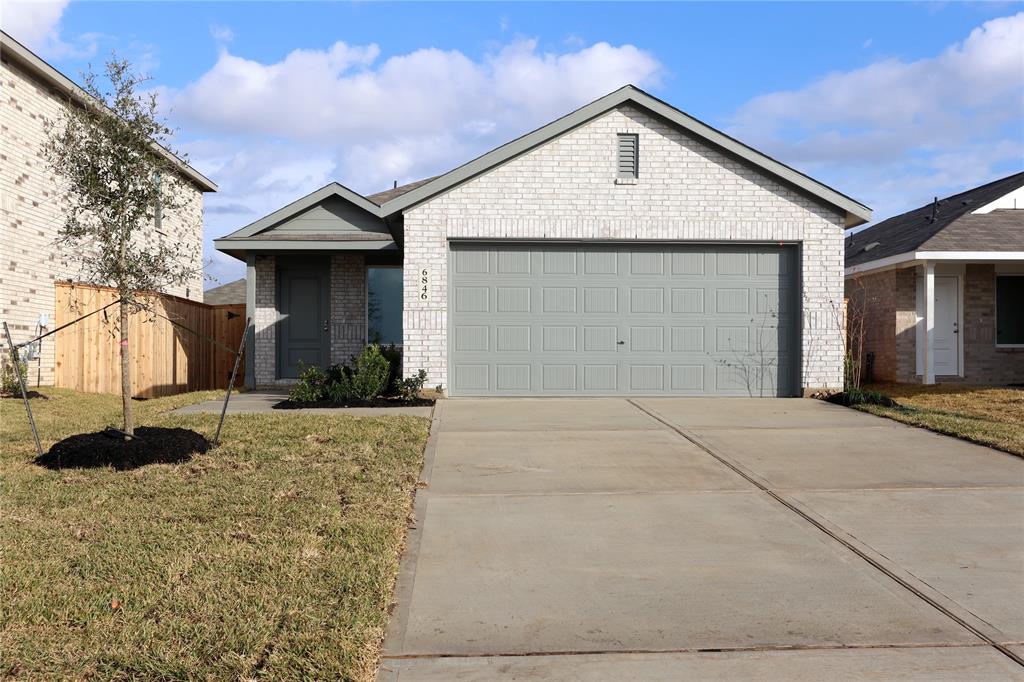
[617,133,638,180]
[367,266,403,345]
[995,275,1024,346]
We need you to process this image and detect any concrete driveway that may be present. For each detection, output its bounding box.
[379,398,1024,680]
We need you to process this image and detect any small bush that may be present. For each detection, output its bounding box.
[326,368,353,402]
[395,369,427,401]
[379,344,402,393]
[289,363,329,402]
[350,345,390,400]
[1,359,28,396]
[827,386,899,408]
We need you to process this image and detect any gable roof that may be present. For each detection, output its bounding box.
[846,171,1024,268]
[216,84,872,257]
[1,30,217,193]
[376,85,871,227]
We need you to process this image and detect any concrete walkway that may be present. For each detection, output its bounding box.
[379,398,1024,680]
[172,390,433,417]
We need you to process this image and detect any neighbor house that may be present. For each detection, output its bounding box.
[0,31,216,384]
[845,172,1024,385]
[215,85,871,397]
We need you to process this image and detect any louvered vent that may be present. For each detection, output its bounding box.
[617,133,638,179]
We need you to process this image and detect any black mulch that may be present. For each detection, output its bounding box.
[35,427,211,471]
[1,391,47,400]
[273,397,435,410]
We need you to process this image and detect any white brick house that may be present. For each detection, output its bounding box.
[216,86,870,396]
[0,31,216,384]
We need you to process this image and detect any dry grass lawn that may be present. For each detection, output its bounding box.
[858,383,1024,457]
[0,388,429,680]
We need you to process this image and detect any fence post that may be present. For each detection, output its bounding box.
[4,321,43,458]
[213,320,251,447]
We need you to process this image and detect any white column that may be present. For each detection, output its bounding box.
[922,261,935,385]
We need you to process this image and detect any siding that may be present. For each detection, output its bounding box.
[0,55,204,385]
[402,104,846,392]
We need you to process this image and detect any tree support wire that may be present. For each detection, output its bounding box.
[11,298,122,349]
[4,321,43,458]
[213,320,251,447]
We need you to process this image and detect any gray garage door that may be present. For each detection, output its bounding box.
[448,242,799,397]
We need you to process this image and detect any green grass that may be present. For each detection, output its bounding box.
[856,383,1024,457]
[0,388,429,680]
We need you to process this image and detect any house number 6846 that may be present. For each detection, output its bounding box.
[419,267,430,301]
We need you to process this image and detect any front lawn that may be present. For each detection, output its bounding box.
[857,383,1024,457]
[0,388,429,680]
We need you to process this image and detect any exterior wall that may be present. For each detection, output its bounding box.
[893,268,918,382]
[329,254,366,364]
[846,270,897,382]
[252,254,367,386]
[0,54,205,385]
[403,104,847,392]
[962,264,1024,384]
[253,256,277,385]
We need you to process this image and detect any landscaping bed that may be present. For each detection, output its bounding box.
[1,387,430,680]
[275,396,435,409]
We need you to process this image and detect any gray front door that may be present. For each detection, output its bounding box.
[278,259,330,379]
[448,242,799,397]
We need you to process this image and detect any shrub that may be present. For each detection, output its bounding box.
[379,344,402,393]
[289,363,329,402]
[395,369,427,401]
[1,359,28,397]
[326,368,354,402]
[350,345,390,400]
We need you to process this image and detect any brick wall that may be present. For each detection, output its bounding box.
[329,254,366,364]
[893,268,918,382]
[403,104,847,391]
[253,256,277,385]
[0,55,204,385]
[963,264,1024,384]
[846,270,897,382]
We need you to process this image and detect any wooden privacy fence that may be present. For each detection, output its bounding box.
[54,282,246,398]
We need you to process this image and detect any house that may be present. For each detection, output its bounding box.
[215,85,871,397]
[845,172,1024,385]
[0,31,217,384]
[204,278,247,306]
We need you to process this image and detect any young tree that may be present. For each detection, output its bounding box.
[42,57,199,436]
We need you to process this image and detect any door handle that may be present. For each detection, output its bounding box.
[617,340,625,345]
[323,320,329,332]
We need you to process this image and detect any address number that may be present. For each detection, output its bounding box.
[419,267,430,301]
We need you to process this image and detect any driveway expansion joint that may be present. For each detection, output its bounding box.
[626,398,1024,670]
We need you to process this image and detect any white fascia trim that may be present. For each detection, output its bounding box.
[845,251,1024,277]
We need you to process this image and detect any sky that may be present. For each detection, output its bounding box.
[5,1,1023,288]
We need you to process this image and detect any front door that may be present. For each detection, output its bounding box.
[933,275,959,376]
[278,259,330,379]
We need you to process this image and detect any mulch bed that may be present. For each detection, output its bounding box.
[1,391,48,400]
[273,397,435,410]
[35,427,211,471]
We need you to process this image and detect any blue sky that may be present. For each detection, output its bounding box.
[7,1,1023,287]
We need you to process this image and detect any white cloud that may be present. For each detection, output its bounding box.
[2,0,68,52]
[730,12,1024,224]
[210,24,234,44]
[166,37,663,284]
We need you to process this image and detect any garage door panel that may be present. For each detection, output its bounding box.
[449,243,799,397]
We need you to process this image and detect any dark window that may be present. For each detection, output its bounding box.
[996,275,1024,345]
[367,266,403,345]
[617,133,638,179]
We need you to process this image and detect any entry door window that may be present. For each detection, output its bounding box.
[367,266,403,345]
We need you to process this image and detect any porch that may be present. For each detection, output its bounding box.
[848,260,1024,385]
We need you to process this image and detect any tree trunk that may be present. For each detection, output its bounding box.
[120,297,134,436]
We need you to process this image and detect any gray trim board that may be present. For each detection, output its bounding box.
[214,238,397,260]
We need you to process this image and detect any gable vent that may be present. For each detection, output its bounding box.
[617,133,639,179]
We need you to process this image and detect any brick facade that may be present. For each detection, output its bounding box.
[846,264,1024,385]
[962,265,1024,384]
[402,104,847,392]
[0,53,204,385]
